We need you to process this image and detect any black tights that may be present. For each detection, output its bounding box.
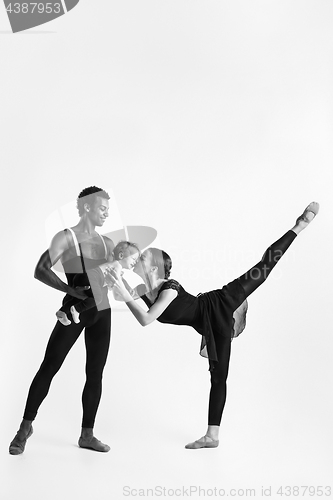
[208,230,297,426]
[23,308,111,428]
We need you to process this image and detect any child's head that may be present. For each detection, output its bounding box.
[113,241,140,270]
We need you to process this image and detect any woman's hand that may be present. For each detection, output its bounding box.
[104,267,127,297]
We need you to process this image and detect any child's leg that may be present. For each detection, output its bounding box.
[56,296,77,326]
[69,270,104,323]
[56,273,88,325]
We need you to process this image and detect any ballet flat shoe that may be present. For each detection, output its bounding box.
[78,436,110,452]
[9,425,33,455]
[296,201,320,225]
[185,436,219,449]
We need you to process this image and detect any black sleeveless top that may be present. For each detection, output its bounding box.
[137,278,248,370]
[61,228,109,309]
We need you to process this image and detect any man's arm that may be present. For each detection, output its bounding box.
[34,231,89,300]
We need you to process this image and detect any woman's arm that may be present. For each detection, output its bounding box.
[105,269,178,325]
[104,268,143,300]
[123,288,178,326]
[112,279,139,301]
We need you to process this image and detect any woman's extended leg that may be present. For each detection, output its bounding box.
[185,201,319,449]
[237,229,297,297]
[238,201,319,298]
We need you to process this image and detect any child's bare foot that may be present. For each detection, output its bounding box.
[56,310,71,326]
[70,305,80,324]
[292,202,319,234]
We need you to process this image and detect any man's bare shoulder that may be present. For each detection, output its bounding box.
[102,235,115,253]
[49,229,70,247]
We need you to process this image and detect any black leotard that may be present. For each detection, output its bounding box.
[138,278,247,371]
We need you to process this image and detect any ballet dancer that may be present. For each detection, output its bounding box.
[107,202,319,449]
[9,186,115,455]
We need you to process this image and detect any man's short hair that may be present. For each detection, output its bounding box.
[76,186,110,216]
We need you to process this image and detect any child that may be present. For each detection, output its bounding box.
[56,241,140,326]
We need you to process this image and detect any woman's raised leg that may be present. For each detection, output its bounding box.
[237,201,319,298]
[185,201,319,449]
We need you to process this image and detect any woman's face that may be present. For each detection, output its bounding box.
[133,249,152,278]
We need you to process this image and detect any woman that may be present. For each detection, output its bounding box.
[107,202,319,449]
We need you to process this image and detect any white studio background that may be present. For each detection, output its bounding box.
[0,1,332,499]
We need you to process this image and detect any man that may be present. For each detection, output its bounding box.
[9,186,115,454]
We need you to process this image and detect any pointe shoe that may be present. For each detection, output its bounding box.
[296,201,320,225]
[9,425,33,455]
[185,435,219,449]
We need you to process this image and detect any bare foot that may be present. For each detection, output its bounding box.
[56,310,71,326]
[70,305,80,324]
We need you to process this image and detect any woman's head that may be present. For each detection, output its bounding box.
[134,247,172,280]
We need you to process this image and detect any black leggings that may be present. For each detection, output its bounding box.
[208,229,297,426]
[23,307,111,428]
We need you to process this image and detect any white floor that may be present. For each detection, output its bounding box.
[3,311,332,500]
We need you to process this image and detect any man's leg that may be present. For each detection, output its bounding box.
[78,308,111,452]
[9,319,85,455]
